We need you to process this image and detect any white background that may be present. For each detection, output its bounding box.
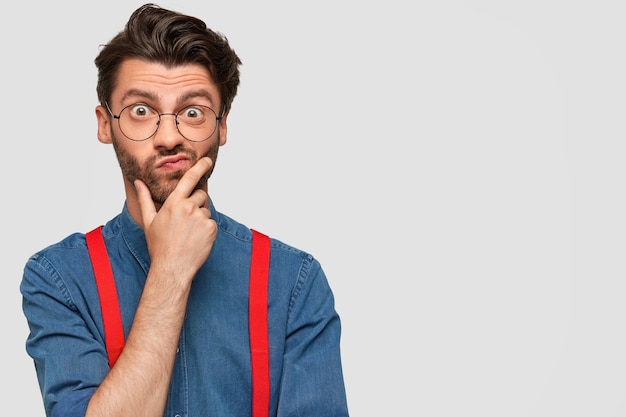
[2,1,625,415]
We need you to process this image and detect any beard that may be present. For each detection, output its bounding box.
[111,131,220,206]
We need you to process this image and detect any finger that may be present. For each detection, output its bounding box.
[188,188,209,209]
[134,179,157,227]
[170,157,213,200]
[199,207,211,219]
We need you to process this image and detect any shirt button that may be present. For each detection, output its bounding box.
[175,414,181,417]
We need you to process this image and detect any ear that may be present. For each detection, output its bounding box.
[218,112,228,146]
[95,105,113,144]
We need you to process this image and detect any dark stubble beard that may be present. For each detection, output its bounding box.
[111,131,220,206]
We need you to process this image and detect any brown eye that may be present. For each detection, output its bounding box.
[129,104,153,118]
[179,106,208,125]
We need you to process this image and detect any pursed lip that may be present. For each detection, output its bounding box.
[155,154,192,169]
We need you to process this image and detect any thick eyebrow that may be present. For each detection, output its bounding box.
[120,89,159,103]
[178,90,218,107]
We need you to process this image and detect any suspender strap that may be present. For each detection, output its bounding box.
[249,229,271,417]
[85,226,125,368]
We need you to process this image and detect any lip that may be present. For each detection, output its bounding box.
[155,154,192,170]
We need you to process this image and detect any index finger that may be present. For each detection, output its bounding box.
[169,157,213,199]
[135,179,157,228]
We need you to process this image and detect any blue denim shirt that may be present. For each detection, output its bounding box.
[21,202,349,417]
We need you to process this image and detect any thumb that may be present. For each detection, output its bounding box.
[134,179,157,228]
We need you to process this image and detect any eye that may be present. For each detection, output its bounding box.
[129,104,154,118]
[181,106,205,120]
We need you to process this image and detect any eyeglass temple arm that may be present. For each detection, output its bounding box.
[104,102,121,119]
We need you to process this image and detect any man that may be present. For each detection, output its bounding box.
[20,4,349,417]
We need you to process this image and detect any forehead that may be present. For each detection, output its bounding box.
[112,58,221,107]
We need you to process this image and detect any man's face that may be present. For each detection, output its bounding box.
[96,58,227,207]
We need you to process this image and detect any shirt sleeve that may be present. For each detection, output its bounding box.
[21,252,110,417]
[277,256,350,416]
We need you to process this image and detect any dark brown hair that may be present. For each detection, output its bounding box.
[95,3,241,114]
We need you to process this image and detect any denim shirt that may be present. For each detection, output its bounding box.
[21,202,349,417]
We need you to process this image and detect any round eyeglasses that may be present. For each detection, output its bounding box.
[105,102,223,142]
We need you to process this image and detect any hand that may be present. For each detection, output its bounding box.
[134,157,217,282]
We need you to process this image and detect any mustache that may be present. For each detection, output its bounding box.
[154,145,198,159]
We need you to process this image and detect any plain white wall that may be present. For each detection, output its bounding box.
[2,1,625,415]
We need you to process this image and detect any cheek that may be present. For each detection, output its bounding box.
[112,137,151,175]
[113,135,150,160]
[186,140,212,159]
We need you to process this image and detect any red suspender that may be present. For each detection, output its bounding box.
[86,226,271,417]
[85,226,125,368]
[249,229,271,417]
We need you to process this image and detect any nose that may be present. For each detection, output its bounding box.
[152,113,185,149]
